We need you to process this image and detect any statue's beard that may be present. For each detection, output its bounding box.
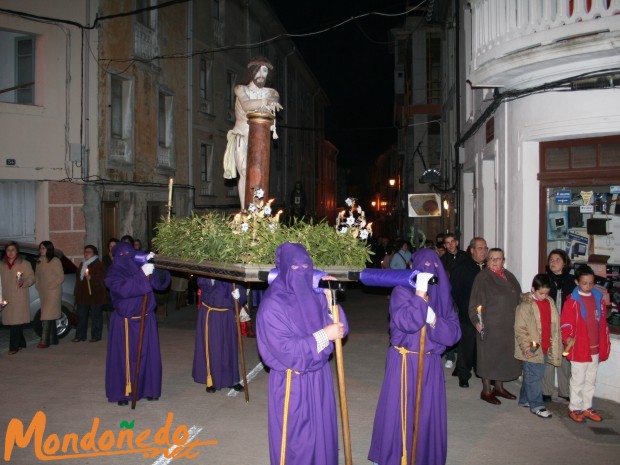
[253,77,266,88]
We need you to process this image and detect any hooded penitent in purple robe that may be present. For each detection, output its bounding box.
[104,242,170,403]
[192,278,247,390]
[257,242,348,465]
[369,249,461,465]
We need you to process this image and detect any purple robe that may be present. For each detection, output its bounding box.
[104,242,170,403]
[257,243,348,465]
[192,278,247,389]
[369,249,461,465]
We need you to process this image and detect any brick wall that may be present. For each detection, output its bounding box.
[48,181,86,264]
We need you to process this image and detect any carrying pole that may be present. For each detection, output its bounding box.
[327,288,352,465]
[232,283,249,402]
[410,296,428,465]
[131,294,149,409]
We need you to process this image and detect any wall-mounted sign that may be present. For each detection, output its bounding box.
[408,193,441,217]
[611,186,620,194]
[6,158,16,166]
[555,190,571,204]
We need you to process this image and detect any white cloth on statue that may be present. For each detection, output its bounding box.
[223,131,246,179]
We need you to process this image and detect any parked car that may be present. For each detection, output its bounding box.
[0,242,77,339]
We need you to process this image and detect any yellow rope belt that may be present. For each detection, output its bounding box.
[280,368,300,465]
[201,302,230,387]
[393,345,430,465]
[123,313,150,396]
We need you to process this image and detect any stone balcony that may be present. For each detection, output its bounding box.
[468,0,620,89]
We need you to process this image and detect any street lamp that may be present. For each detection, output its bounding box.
[388,178,396,188]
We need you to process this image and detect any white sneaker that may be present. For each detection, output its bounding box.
[533,408,552,418]
[445,360,454,369]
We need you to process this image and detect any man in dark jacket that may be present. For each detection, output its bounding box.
[440,233,467,275]
[450,237,488,387]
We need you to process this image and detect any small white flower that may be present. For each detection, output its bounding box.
[357,206,362,214]
[264,205,272,215]
[360,230,369,240]
[241,223,249,232]
[255,188,264,199]
[346,216,355,225]
[248,203,257,212]
[269,223,276,231]
[345,198,353,207]
[360,220,366,228]
[339,226,348,234]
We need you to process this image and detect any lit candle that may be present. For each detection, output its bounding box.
[476,305,484,340]
[530,341,539,353]
[167,177,174,222]
[16,272,23,288]
[562,339,575,357]
[1,300,8,308]
[85,268,92,295]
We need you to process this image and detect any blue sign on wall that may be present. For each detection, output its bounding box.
[555,190,571,204]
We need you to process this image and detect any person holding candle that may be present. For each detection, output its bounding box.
[514,274,561,418]
[0,241,35,355]
[35,241,65,348]
[561,265,611,423]
[468,248,522,405]
[73,245,107,342]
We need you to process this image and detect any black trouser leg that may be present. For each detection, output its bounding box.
[456,322,477,382]
[41,320,51,346]
[50,319,59,345]
[9,324,24,351]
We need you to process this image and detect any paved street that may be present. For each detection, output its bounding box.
[2,285,619,465]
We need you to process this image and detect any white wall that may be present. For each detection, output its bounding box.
[0,0,91,181]
[462,88,620,287]
[461,88,620,402]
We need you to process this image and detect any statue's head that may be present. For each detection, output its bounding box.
[243,56,273,87]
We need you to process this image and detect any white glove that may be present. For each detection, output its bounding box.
[146,252,155,262]
[231,288,241,300]
[426,306,436,325]
[141,263,155,276]
[416,272,435,293]
[239,305,251,322]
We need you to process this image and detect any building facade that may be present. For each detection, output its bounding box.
[0,0,332,261]
[459,0,620,401]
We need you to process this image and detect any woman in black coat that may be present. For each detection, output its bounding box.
[542,249,575,402]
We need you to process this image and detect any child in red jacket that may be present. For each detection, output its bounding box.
[560,265,610,423]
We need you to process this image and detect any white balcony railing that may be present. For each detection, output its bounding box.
[157,145,174,169]
[469,0,620,87]
[134,22,159,60]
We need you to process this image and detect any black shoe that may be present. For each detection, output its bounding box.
[117,400,129,406]
[71,338,83,342]
[542,395,552,402]
[89,338,101,342]
[459,380,469,388]
[229,383,245,392]
[559,396,570,402]
[206,386,216,393]
[146,397,159,401]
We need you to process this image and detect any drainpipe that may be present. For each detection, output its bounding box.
[187,0,194,212]
[453,0,461,236]
[283,46,296,198]
[82,0,90,180]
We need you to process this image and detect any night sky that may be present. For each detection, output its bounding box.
[267,0,412,187]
